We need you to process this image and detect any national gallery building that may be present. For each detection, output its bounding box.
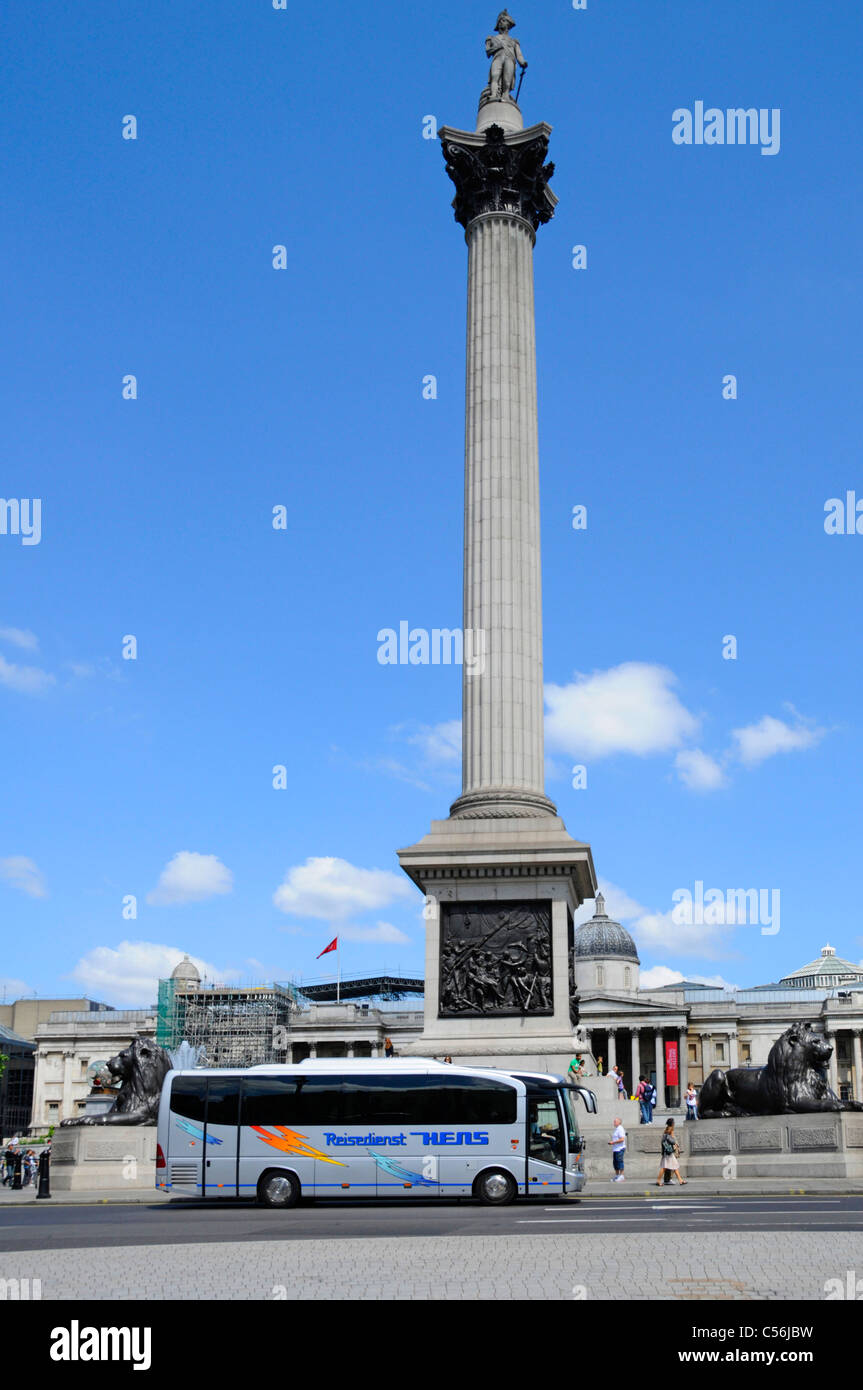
[571,895,863,1105]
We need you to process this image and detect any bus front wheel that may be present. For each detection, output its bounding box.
[258,1170,300,1209]
[474,1169,517,1206]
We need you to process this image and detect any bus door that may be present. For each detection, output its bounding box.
[526,1093,566,1193]
[166,1074,208,1194]
[202,1078,241,1197]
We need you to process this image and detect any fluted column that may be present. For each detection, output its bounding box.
[440,121,559,822]
[854,1031,863,1103]
[607,1029,617,1072]
[826,1031,839,1094]
[459,210,546,806]
[678,1029,688,1096]
[630,1030,640,1092]
[655,1033,666,1104]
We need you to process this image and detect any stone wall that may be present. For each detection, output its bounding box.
[50,1125,158,1191]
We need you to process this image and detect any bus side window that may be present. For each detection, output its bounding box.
[206,1078,241,1128]
[424,1076,517,1125]
[241,1078,299,1128]
[170,1075,207,1120]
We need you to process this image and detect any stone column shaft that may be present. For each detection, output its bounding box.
[854,1031,863,1103]
[827,1031,839,1095]
[678,1029,688,1096]
[654,1032,666,1102]
[630,1030,640,1091]
[440,121,558,822]
[460,212,544,805]
[607,1030,617,1072]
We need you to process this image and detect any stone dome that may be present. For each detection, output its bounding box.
[574,893,640,963]
[171,954,200,986]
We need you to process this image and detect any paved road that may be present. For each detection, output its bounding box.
[1,1195,862,1252]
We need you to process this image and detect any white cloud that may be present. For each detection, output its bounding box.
[406,719,462,765]
[0,975,36,1000]
[731,711,825,767]
[338,921,412,946]
[674,748,727,791]
[147,851,234,906]
[577,878,735,959]
[0,856,48,899]
[70,941,231,1008]
[639,965,686,990]
[0,627,38,651]
[545,663,699,760]
[639,965,737,991]
[0,654,55,695]
[273,856,413,921]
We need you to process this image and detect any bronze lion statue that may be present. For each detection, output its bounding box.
[699,1020,862,1118]
[62,1035,173,1127]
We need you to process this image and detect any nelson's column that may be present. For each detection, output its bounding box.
[399,11,597,1069]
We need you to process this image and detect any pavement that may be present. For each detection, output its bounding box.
[4,1190,863,1299]
[2,1176,863,1205]
[1,1226,861,1300]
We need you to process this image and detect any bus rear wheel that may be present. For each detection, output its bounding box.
[257,1170,300,1209]
[475,1169,517,1206]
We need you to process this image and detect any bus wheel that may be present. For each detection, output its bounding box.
[258,1170,300,1209]
[475,1169,517,1206]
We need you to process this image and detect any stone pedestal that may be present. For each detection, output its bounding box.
[685,1112,863,1180]
[50,1125,157,1191]
[476,98,523,134]
[579,1112,863,1182]
[398,815,595,1069]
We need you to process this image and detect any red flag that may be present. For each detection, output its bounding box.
[317,937,338,959]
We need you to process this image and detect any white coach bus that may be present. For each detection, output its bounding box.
[156,1058,597,1207]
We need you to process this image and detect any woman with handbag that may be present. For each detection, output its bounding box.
[656,1118,687,1186]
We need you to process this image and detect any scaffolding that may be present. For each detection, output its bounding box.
[156,977,299,1069]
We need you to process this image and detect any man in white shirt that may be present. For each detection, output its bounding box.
[608,1117,626,1182]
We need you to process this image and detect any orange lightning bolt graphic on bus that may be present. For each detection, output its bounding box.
[251,1126,346,1166]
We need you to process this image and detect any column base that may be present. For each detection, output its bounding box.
[449,787,558,820]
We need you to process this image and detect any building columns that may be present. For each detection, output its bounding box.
[826,1032,839,1095]
[630,1030,640,1092]
[62,1050,75,1121]
[854,1031,863,1103]
[654,1032,666,1103]
[607,1030,617,1073]
[729,1032,739,1070]
[678,1029,688,1096]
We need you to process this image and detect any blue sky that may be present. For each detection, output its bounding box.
[1,0,860,1007]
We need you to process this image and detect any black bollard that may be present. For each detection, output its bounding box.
[11,1151,23,1190]
[36,1147,51,1199]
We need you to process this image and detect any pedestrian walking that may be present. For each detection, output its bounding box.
[684,1083,699,1120]
[2,1144,15,1186]
[608,1117,626,1182]
[656,1119,687,1186]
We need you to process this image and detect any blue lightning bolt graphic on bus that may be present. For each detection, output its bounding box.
[367,1150,437,1186]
